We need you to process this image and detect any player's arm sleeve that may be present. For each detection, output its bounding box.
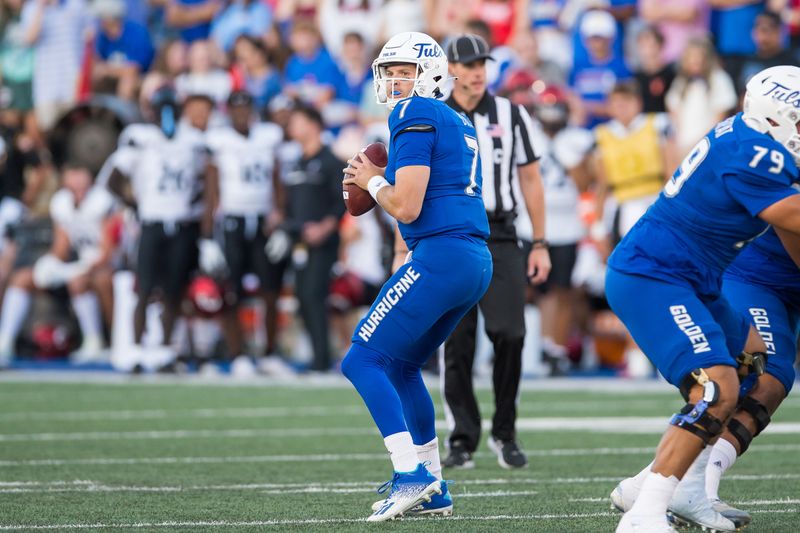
[389,99,437,168]
[723,160,799,217]
[393,127,436,169]
[513,104,540,166]
[110,127,140,175]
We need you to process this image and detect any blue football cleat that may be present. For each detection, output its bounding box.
[372,479,453,516]
[367,464,442,522]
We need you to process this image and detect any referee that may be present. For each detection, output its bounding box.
[442,34,551,469]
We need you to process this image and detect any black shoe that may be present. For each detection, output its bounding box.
[442,441,475,469]
[488,437,528,469]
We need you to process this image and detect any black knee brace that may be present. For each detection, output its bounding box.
[670,401,725,445]
[672,368,724,445]
[727,396,771,455]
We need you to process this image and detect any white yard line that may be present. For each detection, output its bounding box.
[0,405,366,422]
[2,474,799,494]
[0,371,678,392]
[4,418,800,442]
[0,400,683,422]
[2,443,799,468]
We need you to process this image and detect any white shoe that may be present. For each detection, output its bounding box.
[711,498,751,529]
[70,335,106,364]
[610,476,638,513]
[617,512,677,532]
[198,361,221,377]
[668,450,737,532]
[367,465,442,522]
[230,355,258,378]
[257,355,296,377]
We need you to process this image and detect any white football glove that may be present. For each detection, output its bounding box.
[265,229,291,263]
[32,254,91,288]
[199,238,227,274]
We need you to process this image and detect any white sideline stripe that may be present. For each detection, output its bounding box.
[0,405,366,422]
[1,510,799,531]
[0,400,683,422]
[0,427,378,442]
[2,443,799,468]
[4,419,800,442]
[2,474,799,494]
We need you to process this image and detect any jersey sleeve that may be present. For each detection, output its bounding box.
[393,128,436,169]
[512,104,539,166]
[388,98,438,169]
[389,98,438,141]
[112,125,143,175]
[723,143,800,216]
[48,191,70,227]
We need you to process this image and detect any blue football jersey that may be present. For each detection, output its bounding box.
[726,227,800,300]
[609,113,800,297]
[384,96,489,249]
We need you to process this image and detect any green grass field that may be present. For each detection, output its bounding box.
[0,375,798,532]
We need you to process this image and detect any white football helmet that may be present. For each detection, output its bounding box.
[372,32,448,109]
[743,65,800,163]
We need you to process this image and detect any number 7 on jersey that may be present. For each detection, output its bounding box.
[464,134,479,196]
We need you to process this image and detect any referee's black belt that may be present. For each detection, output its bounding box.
[486,211,516,224]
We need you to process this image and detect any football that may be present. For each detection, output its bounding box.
[343,142,388,216]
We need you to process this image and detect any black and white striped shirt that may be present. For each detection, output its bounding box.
[446,91,539,219]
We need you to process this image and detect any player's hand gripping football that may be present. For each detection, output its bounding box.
[342,151,385,191]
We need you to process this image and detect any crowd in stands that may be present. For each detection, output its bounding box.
[0,0,798,377]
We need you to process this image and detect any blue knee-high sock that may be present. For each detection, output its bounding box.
[386,359,437,445]
[341,344,409,438]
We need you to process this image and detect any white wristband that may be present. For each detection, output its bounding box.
[367,175,390,201]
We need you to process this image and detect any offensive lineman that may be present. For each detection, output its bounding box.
[607,65,800,533]
[611,227,800,530]
[341,32,492,521]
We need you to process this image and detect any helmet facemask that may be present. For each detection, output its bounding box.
[372,32,448,110]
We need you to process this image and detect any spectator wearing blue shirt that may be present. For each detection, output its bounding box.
[334,32,372,105]
[323,31,373,128]
[711,0,766,59]
[569,9,631,128]
[93,0,155,101]
[165,0,221,43]
[284,19,343,111]
[232,35,281,113]
[211,0,272,53]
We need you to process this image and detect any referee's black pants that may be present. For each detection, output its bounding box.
[443,238,526,452]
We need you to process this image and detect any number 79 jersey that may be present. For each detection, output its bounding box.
[609,112,800,297]
[385,96,489,249]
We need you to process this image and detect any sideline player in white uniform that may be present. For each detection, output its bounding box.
[205,90,294,376]
[106,87,211,361]
[0,163,116,366]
